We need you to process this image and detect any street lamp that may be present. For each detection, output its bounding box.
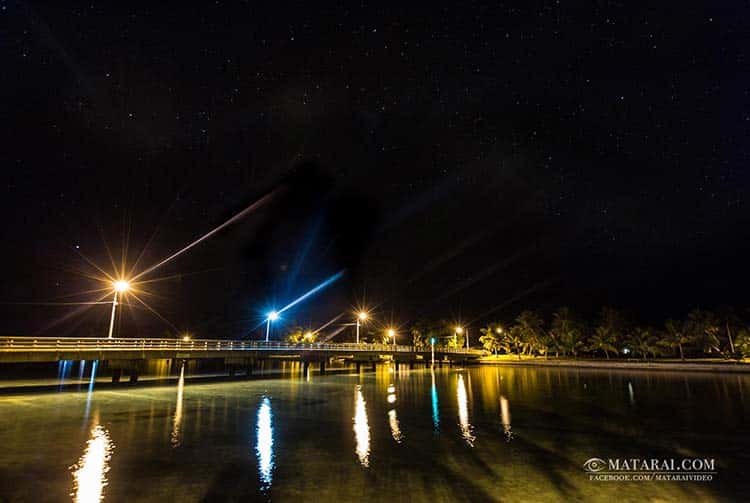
[387,328,396,347]
[107,279,130,339]
[304,331,314,342]
[356,311,368,344]
[265,310,279,342]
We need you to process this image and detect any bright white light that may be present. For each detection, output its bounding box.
[387,329,395,338]
[457,374,474,446]
[256,397,274,488]
[113,280,130,293]
[267,311,279,321]
[71,425,114,503]
[171,364,185,448]
[353,386,370,467]
[500,395,512,438]
[455,326,464,334]
[388,409,403,443]
[358,311,368,321]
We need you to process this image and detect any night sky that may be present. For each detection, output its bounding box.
[1,1,749,338]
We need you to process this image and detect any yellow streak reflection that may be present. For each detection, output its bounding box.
[171,364,184,448]
[457,374,475,446]
[500,395,513,440]
[353,386,370,467]
[388,409,403,443]
[71,425,114,503]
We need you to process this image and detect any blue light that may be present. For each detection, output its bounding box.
[430,338,436,345]
[277,270,344,315]
[267,310,279,321]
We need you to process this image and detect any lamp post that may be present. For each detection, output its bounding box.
[107,280,130,339]
[265,311,279,342]
[454,326,464,349]
[430,337,436,366]
[356,311,368,344]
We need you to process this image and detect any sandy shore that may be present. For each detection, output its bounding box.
[479,357,750,373]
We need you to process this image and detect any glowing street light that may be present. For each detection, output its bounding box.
[387,328,396,347]
[107,279,130,339]
[430,337,436,366]
[265,311,279,342]
[356,311,369,344]
[454,325,469,349]
[304,331,314,342]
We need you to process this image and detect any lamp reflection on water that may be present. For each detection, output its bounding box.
[388,409,403,443]
[499,395,512,440]
[431,370,439,433]
[353,385,370,467]
[256,396,274,489]
[171,363,185,448]
[386,384,403,442]
[71,421,114,503]
[457,374,474,446]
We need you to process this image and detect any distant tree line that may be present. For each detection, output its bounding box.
[408,307,750,360]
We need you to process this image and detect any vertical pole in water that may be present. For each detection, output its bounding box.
[107,291,118,339]
[431,338,435,367]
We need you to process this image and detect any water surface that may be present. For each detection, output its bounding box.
[0,365,748,502]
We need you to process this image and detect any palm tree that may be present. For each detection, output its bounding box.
[658,319,689,360]
[551,307,583,358]
[597,307,626,351]
[684,309,723,356]
[500,326,524,359]
[586,326,618,359]
[627,327,659,360]
[514,311,544,356]
[479,325,500,354]
[410,327,427,347]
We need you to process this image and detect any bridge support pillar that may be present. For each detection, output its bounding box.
[395,361,400,371]
[355,362,361,372]
[409,362,414,370]
[303,361,310,375]
[319,360,326,375]
[111,368,122,383]
[372,361,377,371]
[129,370,138,384]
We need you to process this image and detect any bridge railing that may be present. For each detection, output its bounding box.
[0,337,484,355]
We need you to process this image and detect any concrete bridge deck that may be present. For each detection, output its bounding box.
[0,336,483,364]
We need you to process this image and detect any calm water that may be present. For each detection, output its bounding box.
[0,365,749,502]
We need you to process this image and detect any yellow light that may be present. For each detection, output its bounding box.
[182,335,191,342]
[496,327,503,334]
[358,311,368,321]
[387,329,395,338]
[304,331,313,340]
[113,280,130,293]
[455,326,464,334]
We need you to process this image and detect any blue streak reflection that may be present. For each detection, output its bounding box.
[431,370,440,433]
[256,397,274,489]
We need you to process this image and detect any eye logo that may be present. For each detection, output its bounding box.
[583,458,607,472]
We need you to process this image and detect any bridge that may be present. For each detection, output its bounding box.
[0,336,484,382]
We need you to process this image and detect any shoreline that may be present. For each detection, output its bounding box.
[478,357,750,373]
